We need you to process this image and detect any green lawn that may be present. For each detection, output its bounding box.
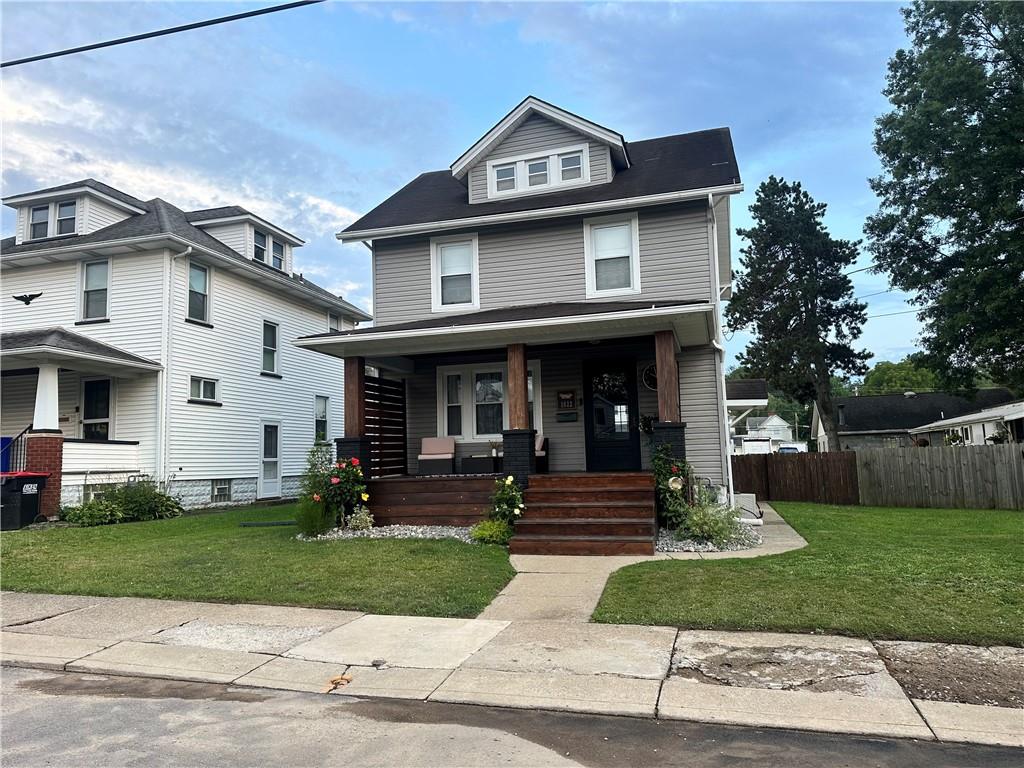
[594,503,1024,646]
[1,505,515,618]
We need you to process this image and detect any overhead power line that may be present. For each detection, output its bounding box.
[1,0,326,68]
[866,308,928,319]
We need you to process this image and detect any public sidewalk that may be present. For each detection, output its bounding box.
[2,590,1021,748]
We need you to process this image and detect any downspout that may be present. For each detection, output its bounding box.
[708,193,735,505]
[157,246,191,490]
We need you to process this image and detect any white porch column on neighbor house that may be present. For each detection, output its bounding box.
[32,363,61,432]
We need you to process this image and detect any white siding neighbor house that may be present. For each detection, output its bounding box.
[1,179,369,514]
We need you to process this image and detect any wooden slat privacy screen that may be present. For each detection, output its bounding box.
[364,375,407,478]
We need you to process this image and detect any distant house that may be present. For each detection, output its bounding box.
[812,389,1016,451]
[910,399,1024,446]
[746,414,793,441]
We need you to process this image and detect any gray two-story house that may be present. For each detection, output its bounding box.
[299,97,742,554]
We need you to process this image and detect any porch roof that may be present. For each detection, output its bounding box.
[0,327,162,376]
[296,300,715,361]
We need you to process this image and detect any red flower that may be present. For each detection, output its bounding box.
[336,461,346,469]
[312,493,321,502]
[330,476,341,485]
[671,465,679,474]
[350,457,360,466]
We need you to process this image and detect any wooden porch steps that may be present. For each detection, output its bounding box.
[512,472,656,555]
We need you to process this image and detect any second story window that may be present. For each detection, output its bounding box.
[188,262,210,322]
[494,164,516,192]
[30,206,49,239]
[431,235,479,312]
[254,231,267,262]
[272,240,284,270]
[262,321,279,374]
[560,152,583,181]
[488,143,590,198]
[82,260,109,320]
[56,201,76,235]
[527,158,548,187]
[190,376,219,403]
[328,312,340,332]
[584,213,641,298]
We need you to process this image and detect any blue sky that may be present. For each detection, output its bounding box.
[1,1,921,370]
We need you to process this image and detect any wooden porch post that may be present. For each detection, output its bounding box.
[507,343,529,430]
[344,356,366,438]
[654,330,680,423]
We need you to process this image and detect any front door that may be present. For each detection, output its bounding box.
[81,378,112,440]
[583,359,642,471]
[258,420,281,498]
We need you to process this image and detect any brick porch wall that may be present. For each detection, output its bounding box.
[24,433,63,519]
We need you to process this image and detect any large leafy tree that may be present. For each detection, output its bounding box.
[862,356,939,394]
[867,2,1024,389]
[726,177,870,451]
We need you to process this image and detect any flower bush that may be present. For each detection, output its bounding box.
[346,505,374,531]
[652,444,693,528]
[300,444,369,529]
[652,444,744,547]
[491,475,525,524]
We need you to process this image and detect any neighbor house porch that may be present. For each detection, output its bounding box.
[0,328,161,519]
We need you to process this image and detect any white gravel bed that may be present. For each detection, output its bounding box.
[300,524,474,543]
[656,525,762,553]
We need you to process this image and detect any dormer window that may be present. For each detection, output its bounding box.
[253,229,286,271]
[486,143,590,199]
[27,200,77,240]
[29,206,48,239]
[56,201,76,235]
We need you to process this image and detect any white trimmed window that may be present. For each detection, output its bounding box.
[272,240,284,270]
[262,321,279,373]
[583,213,641,298]
[437,362,540,441]
[29,206,49,239]
[211,479,232,503]
[187,262,210,322]
[430,234,479,312]
[82,260,110,320]
[314,395,330,442]
[254,230,267,262]
[487,143,590,198]
[190,376,219,403]
[328,312,340,332]
[56,201,76,235]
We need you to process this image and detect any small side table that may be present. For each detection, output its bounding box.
[462,454,502,474]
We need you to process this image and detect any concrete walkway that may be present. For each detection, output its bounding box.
[2,590,1021,748]
[479,502,808,622]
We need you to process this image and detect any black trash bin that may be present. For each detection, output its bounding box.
[0,473,49,531]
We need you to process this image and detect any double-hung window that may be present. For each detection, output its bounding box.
[559,152,583,181]
[188,262,210,322]
[488,143,589,198]
[314,395,329,442]
[82,260,110,320]
[494,164,516,192]
[583,213,641,297]
[438,363,541,440]
[190,376,219,403]
[431,234,478,312]
[56,201,76,235]
[328,312,340,332]
[29,206,49,239]
[262,321,279,374]
[254,231,267,262]
[527,158,548,187]
[272,240,284,270]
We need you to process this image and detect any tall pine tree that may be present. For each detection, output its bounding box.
[726,177,870,451]
[867,2,1024,389]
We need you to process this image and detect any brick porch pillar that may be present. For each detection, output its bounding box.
[24,434,63,519]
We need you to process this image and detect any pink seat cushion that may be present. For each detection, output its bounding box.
[418,453,454,460]
[421,437,456,457]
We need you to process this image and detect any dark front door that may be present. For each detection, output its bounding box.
[583,359,642,471]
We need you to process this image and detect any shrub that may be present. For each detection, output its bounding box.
[675,501,742,548]
[491,475,525,524]
[470,519,513,545]
[346,505,374,531]
[63,500,123,527]
[104,481,183,522]
[652,444,693,528]
[295,497,334,538]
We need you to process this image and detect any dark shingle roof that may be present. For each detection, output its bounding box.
[343,129,740,234]
[303,299,700,340]
[726,379,769,401]
[835,389,1016,432]
[1,327,160,367]
[185,206,251,222]
[3,178,149,211]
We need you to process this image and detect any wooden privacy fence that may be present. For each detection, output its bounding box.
[732,444,1024,509]
[731,452,860,505]
[364,375,407,478]
[856,443,1024,510]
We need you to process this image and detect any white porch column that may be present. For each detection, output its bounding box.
[32,363,61,432]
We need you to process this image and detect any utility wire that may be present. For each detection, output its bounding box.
[1,0,326,68]
[866,307,928,319]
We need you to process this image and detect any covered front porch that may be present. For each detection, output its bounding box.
[0,328,161,518]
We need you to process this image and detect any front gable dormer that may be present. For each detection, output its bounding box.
[187,209,304,275]
[452,97,630,204]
